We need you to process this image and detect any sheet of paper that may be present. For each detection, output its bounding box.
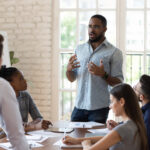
[25,135,42,141]
[69,121,104,128]
[88,128,110,134]
[54,139,82,148]
[87,128,110,136]
[0,142,12,149]
[25,135,49,143]
[0,141,43,150]
[28,141,43,148]
[27,130,62,138]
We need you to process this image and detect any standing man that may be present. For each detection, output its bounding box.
[66,14,123,123]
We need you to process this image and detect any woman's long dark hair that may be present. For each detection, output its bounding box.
[110,83,148,150]
[0,34,4,58]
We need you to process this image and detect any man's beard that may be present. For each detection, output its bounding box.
[89,34,103,43]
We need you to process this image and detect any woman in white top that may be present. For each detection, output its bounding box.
[0,34,29,150]
[63,83,148,150]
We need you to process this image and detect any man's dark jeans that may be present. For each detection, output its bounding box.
[71,107,109,123]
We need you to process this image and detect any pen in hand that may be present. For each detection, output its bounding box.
[107,120,118,130]
[109,122,112,126]
[109,122,114,129]
[64,128,67,140]
[83,124,85,128]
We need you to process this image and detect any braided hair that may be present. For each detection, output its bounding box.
[0,66,19,82]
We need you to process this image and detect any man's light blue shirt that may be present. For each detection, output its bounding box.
[73,39,123,110]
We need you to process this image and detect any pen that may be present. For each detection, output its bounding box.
[109,122,115,128]
[29,143,36,149]
[83,124,85,128]
[109,122,112,126]
[64,128,67,139]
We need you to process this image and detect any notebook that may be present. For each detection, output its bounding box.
[54,139,82,149]
[86,128,110,137]
[47,127,74,133]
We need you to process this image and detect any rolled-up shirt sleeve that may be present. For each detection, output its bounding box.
[27,92,43,120]
[0,80,29,150]
[110,48,124,82]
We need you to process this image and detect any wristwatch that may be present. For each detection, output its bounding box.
[103,72,109,80]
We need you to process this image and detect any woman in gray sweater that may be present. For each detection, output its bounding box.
[63,83,148,150]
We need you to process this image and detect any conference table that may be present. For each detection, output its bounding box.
[0,121,105,150]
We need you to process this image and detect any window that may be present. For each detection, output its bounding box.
[53,0,150,120]
[126,0,150,84]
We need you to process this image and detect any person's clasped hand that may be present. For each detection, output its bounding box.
[62,135,80,145]
[81,140,92,150]
[42,120,52,129]
[107,120,118,130]
[34,120,52,130]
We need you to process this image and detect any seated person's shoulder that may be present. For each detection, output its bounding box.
[0,78,9,86]
[147,107,150,113]
[19,90,31,98]
[147,103,150,111]
[113,120,137,137]
[145,107,150,119]
[0,78,12,90]
[144,102,150,113]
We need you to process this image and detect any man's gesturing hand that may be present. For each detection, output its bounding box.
[67,54,80,72]
[88,59,105,77]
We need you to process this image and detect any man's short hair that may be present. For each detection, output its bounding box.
[140,74,150,100]
[91,14,107,27]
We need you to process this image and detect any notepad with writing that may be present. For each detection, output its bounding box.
[54,139,82,149]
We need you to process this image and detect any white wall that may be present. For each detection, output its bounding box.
[0,31,11,67]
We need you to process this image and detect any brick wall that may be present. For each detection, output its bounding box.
[0,0,52,120]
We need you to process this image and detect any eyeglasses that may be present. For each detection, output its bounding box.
[88,25,101,30]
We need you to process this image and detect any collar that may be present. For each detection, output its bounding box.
[141,102,150,113]
[17,91,24,98]
[102,39,109,47]
[88,38,109,48]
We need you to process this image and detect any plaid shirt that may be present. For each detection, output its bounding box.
[17,91,43,123]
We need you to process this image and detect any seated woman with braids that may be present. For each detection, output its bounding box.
[0,66,52,136]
